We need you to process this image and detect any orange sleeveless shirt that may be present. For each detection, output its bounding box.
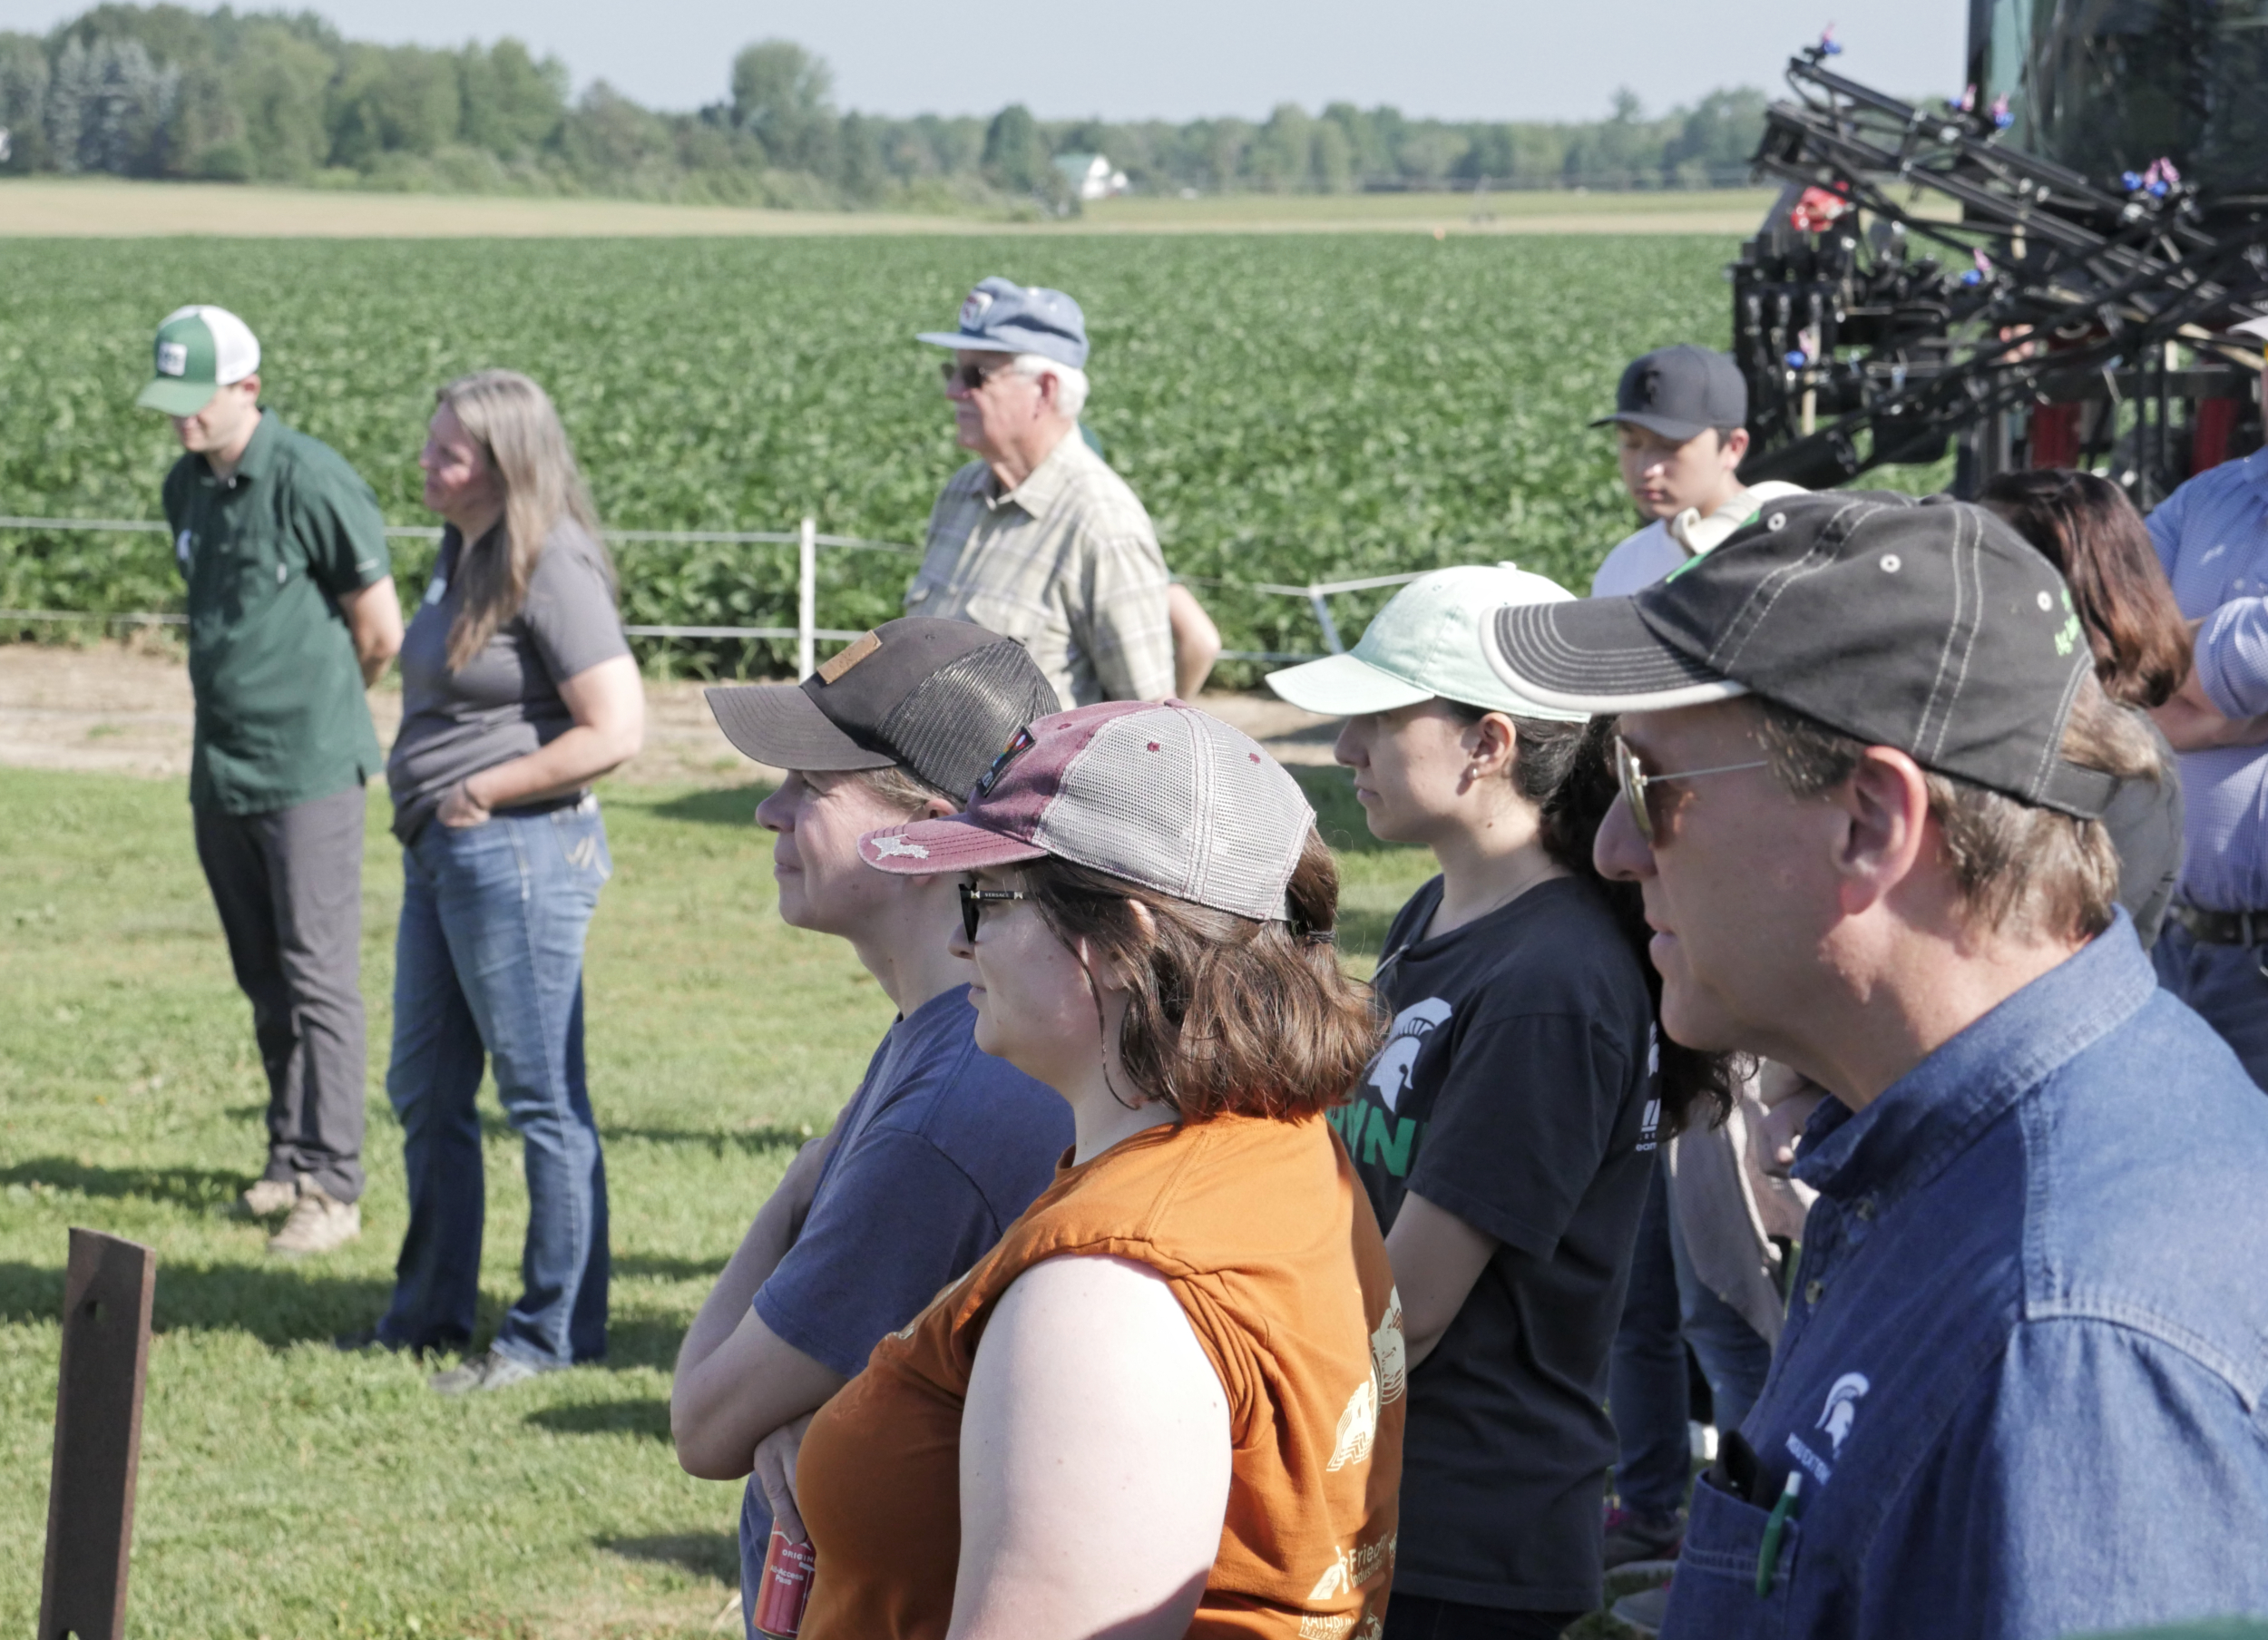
[795,1111,1405,1640]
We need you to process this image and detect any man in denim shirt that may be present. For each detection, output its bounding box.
[1486,492,2268,1637]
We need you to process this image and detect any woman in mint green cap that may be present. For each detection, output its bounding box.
[1266,565,1732,1638]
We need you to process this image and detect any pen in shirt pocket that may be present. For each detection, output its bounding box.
[1705,1429,1801,1596]
[1755,1469,1803,1597]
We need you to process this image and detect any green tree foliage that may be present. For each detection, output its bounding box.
[0,34,54,171]
[557,81,670,180]
[0,5,1768,206]
[456,37,565,158]
[729,37,832,171]
[46,35,178,175]
[327,43,461,165]
[1665,87,1771,185]
[982,102,1049,192]
[1251,102,1314,192]
[1311,119,1354,193]
[836,110,885,201]
[223,28,333,180]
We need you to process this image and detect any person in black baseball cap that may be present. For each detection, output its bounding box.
[702,615,1060,804]
[675,617,1072,1628]
[1483,491,2268,1639]
[1590,345,1760,597]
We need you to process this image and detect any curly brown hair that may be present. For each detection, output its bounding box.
[1019,829,1385,1123]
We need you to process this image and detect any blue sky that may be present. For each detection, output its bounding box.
[4,0,1970,122]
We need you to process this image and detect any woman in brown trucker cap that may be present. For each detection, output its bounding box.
[769,698,1403,1640]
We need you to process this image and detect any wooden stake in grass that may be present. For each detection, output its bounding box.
[38,1227,157,1640]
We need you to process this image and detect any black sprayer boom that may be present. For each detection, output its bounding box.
[1733,23,2268,504]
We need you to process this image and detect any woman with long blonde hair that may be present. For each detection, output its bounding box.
[340,369,644,1393]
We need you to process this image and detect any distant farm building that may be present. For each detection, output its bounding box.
[1053,153,1129,200]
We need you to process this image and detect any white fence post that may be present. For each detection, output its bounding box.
[797,517,817,680]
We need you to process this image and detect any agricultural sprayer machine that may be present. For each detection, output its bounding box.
[1733,1,2268,503]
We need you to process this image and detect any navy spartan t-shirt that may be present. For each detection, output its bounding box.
[1329,874,1658,1615]
[737,984,1071,1631]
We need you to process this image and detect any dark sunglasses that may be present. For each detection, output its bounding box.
[958,881,1028,942]
[939,358,1016,392]
[1612,735,1768,844]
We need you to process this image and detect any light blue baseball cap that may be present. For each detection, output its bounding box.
[917,276,1089,368]
[1266,564,1589,722]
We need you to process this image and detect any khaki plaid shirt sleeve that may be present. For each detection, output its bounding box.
[1073,517,1175,703]
[905,442,1175,707]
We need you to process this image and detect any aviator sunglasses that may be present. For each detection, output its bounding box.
[1612,736,1767,843]
[939,358,1017,392]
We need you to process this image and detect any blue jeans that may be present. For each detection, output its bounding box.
[2152,921,2268,1092]
[1608,1162,1774,1518]
[379,798,612,1368]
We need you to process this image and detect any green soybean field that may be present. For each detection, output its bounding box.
[5,230,1931,1639]
[0,232,1797,671]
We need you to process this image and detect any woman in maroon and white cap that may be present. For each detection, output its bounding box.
[773,699,1404,1640]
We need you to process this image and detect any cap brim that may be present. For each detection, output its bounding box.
[914,331,1020,353]
[137,377,218,415]
[858,815,1049,875]
[1264,653,1434,718]
[704,685,894,772]
[1589,411,1713,442]
[1483,597,1749,715]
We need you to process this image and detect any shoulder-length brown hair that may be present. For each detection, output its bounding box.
[1022,829,1383,1124]
[1981,468,2191,708]
[435,369,615,671]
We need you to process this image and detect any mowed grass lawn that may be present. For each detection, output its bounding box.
[0,759,1434,1639]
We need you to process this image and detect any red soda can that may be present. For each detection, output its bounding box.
[751,1527,816,1637]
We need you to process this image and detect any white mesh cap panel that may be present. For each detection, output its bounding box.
[1193,712,1312,919]
[159,303,260,384]
[1029,703,1312,921]
[1030,708,1201,900]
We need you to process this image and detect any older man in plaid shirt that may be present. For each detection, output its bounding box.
[907,277,1176,708]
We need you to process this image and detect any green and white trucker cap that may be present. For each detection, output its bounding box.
[135,305,259,416]
[1265,563,1588,722]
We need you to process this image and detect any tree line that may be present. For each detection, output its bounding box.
[0,5,1769,209]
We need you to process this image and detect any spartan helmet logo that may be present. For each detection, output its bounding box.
[1816,1372,1871,1456]
[1364,997,1453,1113]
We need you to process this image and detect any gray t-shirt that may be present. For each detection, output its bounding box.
[386,520,629,843]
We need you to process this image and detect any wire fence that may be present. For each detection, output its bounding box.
[0,514,1422,675]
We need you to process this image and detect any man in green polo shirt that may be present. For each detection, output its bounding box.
[141,303,403,1257]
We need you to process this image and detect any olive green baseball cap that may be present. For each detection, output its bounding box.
[135,305,260,416]
[1265,563,1589,722]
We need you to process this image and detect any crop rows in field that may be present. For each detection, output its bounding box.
[4,233,1755,671]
